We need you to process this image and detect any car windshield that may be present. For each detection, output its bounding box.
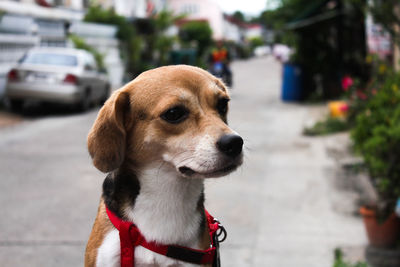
[21,52,78,67]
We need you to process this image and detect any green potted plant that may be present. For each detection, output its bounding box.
[351,71,400,248]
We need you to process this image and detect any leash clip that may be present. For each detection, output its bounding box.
[213,217,227,243]
[216,224,227,243]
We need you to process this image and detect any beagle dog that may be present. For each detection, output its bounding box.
[85,65,244,267]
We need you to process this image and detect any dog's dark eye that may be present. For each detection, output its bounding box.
[161,106,189,124]
[217,98,229,116]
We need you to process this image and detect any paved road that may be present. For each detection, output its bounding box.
[0,57,366,266]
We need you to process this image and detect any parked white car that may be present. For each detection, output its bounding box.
[254,45,271,57]
[272,44,292,63]
[6,47,110,111]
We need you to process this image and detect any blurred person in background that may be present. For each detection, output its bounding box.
[208,40,233,86]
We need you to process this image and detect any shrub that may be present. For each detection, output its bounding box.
[233,43,252,59]
[249,37,264,50]
[351,71,400,214]
[179,21,212,60]
[84,5,135,42]
[151,11,180,66]
[69,35,105,70]
[343,55,391,125]
[303,117,350,136]
[333,249,368,267]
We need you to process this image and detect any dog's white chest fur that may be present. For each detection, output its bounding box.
[96,166,205,267]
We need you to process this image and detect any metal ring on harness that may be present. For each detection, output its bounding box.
[216,224,227,243]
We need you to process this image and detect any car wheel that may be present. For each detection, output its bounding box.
[9,99,24,111]
[76,90,91,112]
[100,85,110,105]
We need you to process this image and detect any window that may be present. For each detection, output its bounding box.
[83,53,97,71]
[22,53,78,66]
[181,4,198,14]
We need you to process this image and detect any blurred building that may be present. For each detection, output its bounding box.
[243,24,263,40]
[0,0,127,96]
[223,15,266,44]
[167,0,263,43]
[96,0,166,19]
[222,15,242,43]
[167,0,224,40]
[0,0,85,19]
[365,14,391,59]
[0,0,85,83]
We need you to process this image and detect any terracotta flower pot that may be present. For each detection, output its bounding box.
[360,206,400,248]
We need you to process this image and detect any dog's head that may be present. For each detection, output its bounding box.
[88,65,243,178]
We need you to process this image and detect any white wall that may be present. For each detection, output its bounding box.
[112,0,166,19]
[223,18,241,42]
[245,26,263,40]
[167,0,224,40]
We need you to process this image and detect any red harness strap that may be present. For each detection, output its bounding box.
[105,205,221,267]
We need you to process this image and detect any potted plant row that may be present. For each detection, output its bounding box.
[351,70,400,248]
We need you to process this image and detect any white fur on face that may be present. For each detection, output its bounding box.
[163,133,243,179]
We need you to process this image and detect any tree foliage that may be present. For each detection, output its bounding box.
[257,0,312,29]
[84,6,182,76]
[69,34,104,69]
[179,21,212,57]
[84,5,135,43]
[151,10,182,66]
[84,5,138,77]
[255,0,314,45]
[369,0,400,43]
[249,37,264,49]
[259,0,400,43]
[232,11,245,22]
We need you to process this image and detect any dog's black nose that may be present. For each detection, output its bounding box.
[216,134,243,157]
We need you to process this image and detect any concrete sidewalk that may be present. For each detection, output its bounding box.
[205,57,367,266]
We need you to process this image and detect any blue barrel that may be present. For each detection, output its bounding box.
[281,63,302,101]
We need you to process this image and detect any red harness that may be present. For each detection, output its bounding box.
[105,205,225,267]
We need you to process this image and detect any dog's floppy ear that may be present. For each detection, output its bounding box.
[87,90,130,173]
